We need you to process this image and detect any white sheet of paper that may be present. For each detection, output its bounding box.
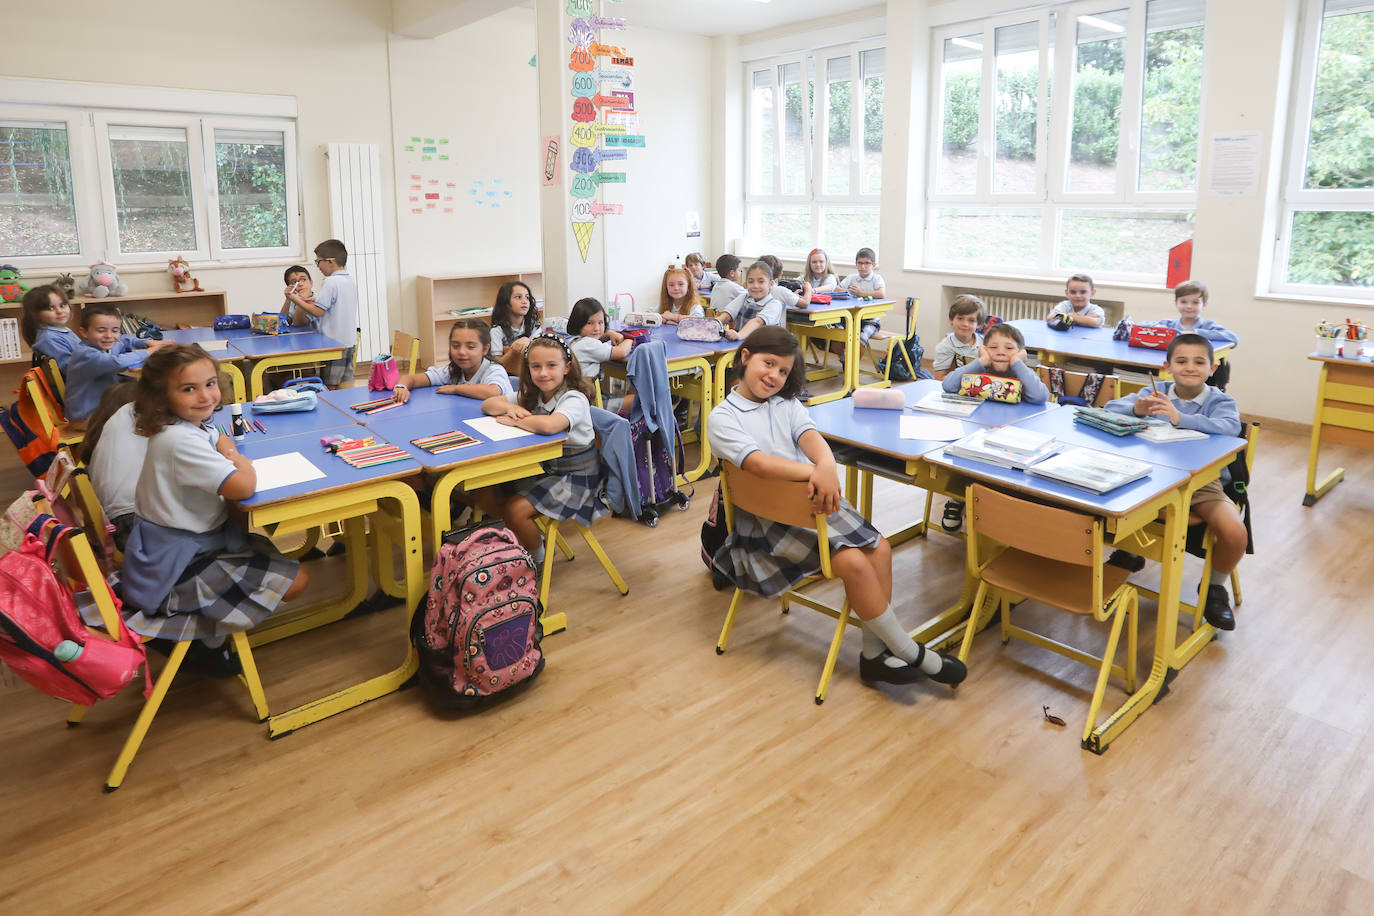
[465,415,535,441]
[899,415,966,441]
[251,451,326,492]
[1206,131,1262,197]
[200,339,230,352]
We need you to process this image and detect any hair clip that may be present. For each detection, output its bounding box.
[529,332,574,364]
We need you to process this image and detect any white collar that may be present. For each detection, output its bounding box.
[726,388,769,411]
[1170,383,1214,405]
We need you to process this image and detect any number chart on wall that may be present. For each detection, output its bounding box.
[566,0,644,262]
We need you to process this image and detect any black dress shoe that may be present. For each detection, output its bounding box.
[1107,549,1146,572]
[941,500,964,533]
[929,651,967,686]
[859,650,928,685]
[1203,584,1235,630]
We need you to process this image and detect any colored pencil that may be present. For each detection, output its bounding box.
[364,402,405,415]
[350,397,395,411]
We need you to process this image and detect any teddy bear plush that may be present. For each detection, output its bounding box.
[168,256,203,293]
[81,262,127,298]
[0,264,28,303]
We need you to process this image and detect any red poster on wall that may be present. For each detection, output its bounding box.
[1167,238,1193,289]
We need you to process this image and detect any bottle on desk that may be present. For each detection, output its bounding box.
[230,403,247,441]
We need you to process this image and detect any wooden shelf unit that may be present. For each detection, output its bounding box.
[415,271,543,367]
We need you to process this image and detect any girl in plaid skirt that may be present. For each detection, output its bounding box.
[707,327,965,688]
[118,345,308,672]
[477,335,606,561]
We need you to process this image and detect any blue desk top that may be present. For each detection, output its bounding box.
[1011,405,1246,473]
[924,447,1191,517]
[788,297,894,319]
[237,426,420,508]
[807,380,1054,461]
[1009,318,1234,370]
[228,331,345,359]
[646,324,738,359]
[162,327,220,343]
[362,399,565,471]
[317,385,457,418]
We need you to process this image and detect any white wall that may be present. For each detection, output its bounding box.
[1,0,401,327]
[387,7,544,331]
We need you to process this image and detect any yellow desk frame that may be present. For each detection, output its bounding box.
[1303,355,1374,506]
[604,352,717,483]
[244,345,346,400]
[241,477,424,738]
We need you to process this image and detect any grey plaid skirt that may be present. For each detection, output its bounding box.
[515,446,610,527]
[121,532,299,645]
[712,500,881,598]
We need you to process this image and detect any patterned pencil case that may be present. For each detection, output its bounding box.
[676,317,724,342]
[1128,325,1176,350]
[958,373,1023,403]
[214,314,251,330]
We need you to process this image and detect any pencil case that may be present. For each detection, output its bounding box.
[852,387,904,410]
[958,374,1023,403]
[623,312,662,327]
[251,313,282,335]
[283,376,327,394]
[1128,325,1176,350]
[251,388,317,412]
[214,314,251,330]
[676,317,724,342]
[1072,407,1147,436]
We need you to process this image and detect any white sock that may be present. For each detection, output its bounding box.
[1208,569,1227,588]
[862,609,921,665]
[530,542,546,565]
[861,628,885,659]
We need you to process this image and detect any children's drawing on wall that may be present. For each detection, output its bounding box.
[542,136,561,186]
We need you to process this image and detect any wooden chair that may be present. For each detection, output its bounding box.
[37,355,66,403]
[715,461,859,704]
[958,483,1139,750]
[21,372,84,450]
[392,330,420,376]
[860,296,919,386]
[1036,366,1120,407]
[1121,421,1260,627]
[29,496,270,791]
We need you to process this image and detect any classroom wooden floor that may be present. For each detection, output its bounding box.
[2,422,1373,913]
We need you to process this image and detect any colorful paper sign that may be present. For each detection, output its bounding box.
[591,202,623,216]
[566,0,592,15]
[571,73,595,98]
[590,42,626,57]
[568,19,594,46]
[572,98,596,121]
[589,16,626,29]
[569,123,596,147]
[595,68,634,88]
[569,48,594,71]
[593,171,626,184]
[611,90,634,108]
[603,134,645,148]
[592,94,631,109]
[610,55,634,67]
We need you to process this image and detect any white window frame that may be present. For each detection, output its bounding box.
[0,77,301,272]
[925,0,1206,283]
[1272,0,1374,301]
[743,38,886,260]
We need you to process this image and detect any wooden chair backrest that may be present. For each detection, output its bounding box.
[1035,366,1119,407]
[392,330,420,376]
[38,356,66,400]
[720,461,821,531]
[21,375,60,438]
[967,484,1098,567]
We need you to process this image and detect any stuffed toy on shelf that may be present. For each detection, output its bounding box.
[0,264,28,303]
[53,272,77,302]
[168,256,203,293]
[81,262,127,298]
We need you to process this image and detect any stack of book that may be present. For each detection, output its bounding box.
[1073,406,1147,436]
[1025,447,1153,494]
[945,427,1060,470]
[1137,422,1208,443]
[912,390,982,418]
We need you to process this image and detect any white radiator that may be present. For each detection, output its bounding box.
[956,288,1123,325]
[327,143,388,358]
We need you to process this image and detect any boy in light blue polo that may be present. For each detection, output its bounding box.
[293,238,358,386]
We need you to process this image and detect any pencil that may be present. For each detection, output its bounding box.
[365,402,405,415]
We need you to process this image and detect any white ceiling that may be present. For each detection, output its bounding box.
[625,0,882,36]
[511,0,885,38]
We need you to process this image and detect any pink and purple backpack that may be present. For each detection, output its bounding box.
[409,523,545,707]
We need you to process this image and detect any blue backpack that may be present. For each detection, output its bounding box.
[880,297,934,382]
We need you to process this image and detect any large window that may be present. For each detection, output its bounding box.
[927,0,1205,282]
[0,82,299,270]
[745,40,885,259]
[1275,0,1374,297]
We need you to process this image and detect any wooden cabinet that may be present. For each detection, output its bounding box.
[415,271,543,367]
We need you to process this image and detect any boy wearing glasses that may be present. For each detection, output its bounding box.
[290,239,358,386]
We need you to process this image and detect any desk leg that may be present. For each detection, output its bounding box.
[1082,492,1183,753]
[804,315,855,406]
[1304,362,1345,506]
[266,483,423,738]
[681,357,714,483]
[249,516,371,648]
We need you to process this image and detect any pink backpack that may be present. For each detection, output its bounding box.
[0,515,149,705]
[409,522,545,707]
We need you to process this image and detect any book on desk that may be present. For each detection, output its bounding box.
[911,390,983,418]
[945,429,1061,470]
[1024,447,1153,494]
